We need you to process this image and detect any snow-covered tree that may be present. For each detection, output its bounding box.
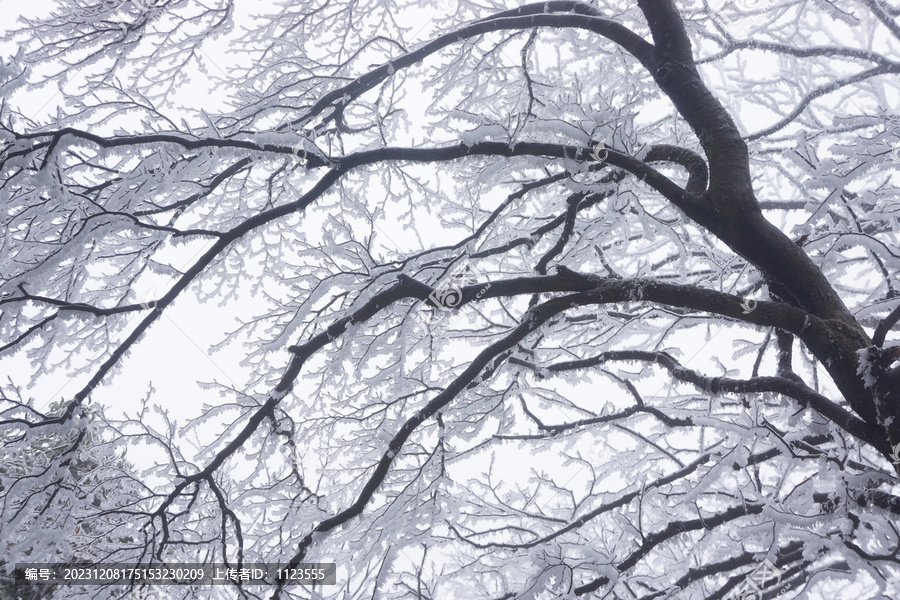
[1,0,899,598]
[0,398,143,599]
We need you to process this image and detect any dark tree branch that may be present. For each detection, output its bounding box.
[451,453,716,550]
[273,288,608,599]
[746,65,899,141]
[2,134,700,432]
[535,192,584,276]
[774,328,804,383]
[849,488,900,516]
[874,303,900,348]
[575,502,766,595]
[531,348,889,456]
[3,3,895,596]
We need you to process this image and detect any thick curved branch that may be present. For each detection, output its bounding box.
[644,143,708,194]
[26,130,705,212]
[630,1,866,343]
[638,0,697,66]
[277,2,653,133]
[15,0,865,333]
[27,2,858,357]
[410,266,869,422]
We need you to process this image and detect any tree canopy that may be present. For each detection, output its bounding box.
[1,0,899,598]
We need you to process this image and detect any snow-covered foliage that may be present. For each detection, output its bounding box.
[1,0,899,599]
